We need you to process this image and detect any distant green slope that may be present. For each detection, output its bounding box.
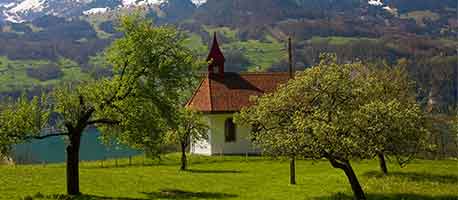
[0,25,285,94]
[0,57,92,93]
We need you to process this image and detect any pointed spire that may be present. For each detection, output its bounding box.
[207,32,225,76]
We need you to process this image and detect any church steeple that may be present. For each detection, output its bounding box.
[207,33,225,76]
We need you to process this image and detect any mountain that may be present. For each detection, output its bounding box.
[0,0,455,164]
[0,0,207,23]
[0,0,455,25]
[0,0,455,112]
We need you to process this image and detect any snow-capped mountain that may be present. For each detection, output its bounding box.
[1,0,88,22]
[0,0,207,23]
[367,0,397,14]
[368,0,383,6]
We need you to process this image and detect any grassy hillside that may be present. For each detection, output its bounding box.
[1,154,457,200]
[0,25,284,94]
[0,57,92,93]
[0,0,456,110]
[200,26,285,71]
[0,10,457,110]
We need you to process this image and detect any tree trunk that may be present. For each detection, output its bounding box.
[378,152,388,175]
[329,158,366,200]
[66,132,82,195]
[290,157,296,185]
[180,141,187,171]
[342,161,366,200]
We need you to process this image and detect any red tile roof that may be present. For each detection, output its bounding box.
[186,72,290,113]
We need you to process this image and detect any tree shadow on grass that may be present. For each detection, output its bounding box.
[30,189,237,200]
[142,189,238,199]
[315,193,458,200]
[185,169,243,174]
[30,193,147,200]
[364,171,458,184]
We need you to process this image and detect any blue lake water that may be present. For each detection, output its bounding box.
[13,129,141,164]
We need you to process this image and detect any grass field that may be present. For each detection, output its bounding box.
[309,37,379,46]
[1,154,457,200]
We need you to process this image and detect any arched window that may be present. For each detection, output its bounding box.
[225,118,236,142]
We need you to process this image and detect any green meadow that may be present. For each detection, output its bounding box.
[1,154,457,200]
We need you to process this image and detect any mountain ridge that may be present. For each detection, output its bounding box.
[0,0,207,23]
[0,0,455,112]
[2,0,448,23]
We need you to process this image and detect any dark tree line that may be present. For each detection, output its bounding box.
[26,64,63,81]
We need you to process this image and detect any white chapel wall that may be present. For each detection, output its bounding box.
[208,113,260,155]
[191,113,261,155]
[190,116,212,155]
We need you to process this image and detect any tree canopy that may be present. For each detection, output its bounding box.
[94,14,201,151]
[0,14,202,195]
[166,107,208,170]
[0,96,49,155]
[236,54,428,200]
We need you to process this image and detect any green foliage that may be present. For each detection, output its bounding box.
[165,108,208,147]
[234,81,304,159]
[182,33,208,57]
[94,13,202,152]
[0,12,202,162]
[237,55,429,198]
[309,36,379,46]
[225,39,284,71]
[0,95,50,155]
[1,12,203,152]
[237,54,428,164]
[203,26,239,42]
[0,14,203,195]
[0,56,92,93]
[354,63,429,165]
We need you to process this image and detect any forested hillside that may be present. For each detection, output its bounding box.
[0,0,456,112]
